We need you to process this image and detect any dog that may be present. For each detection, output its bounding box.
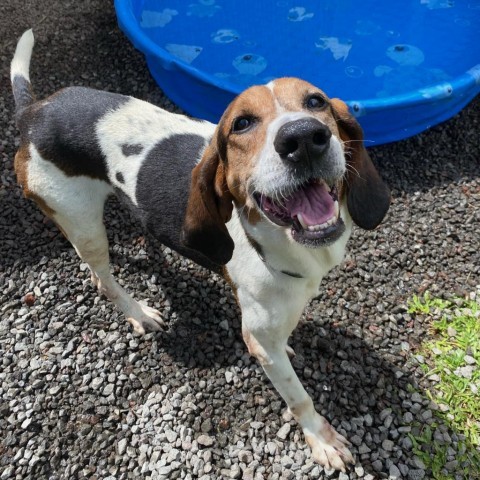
[11,30,390,472]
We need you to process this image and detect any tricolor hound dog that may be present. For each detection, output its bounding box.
[11,30,390,471]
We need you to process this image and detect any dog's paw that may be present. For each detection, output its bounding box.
[127,303,166,335]
[303,415,354,472]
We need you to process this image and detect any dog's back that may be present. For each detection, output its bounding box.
[16,87,129,181]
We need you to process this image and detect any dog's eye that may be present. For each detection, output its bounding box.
[232,116,253,133]
[306,95,327,110]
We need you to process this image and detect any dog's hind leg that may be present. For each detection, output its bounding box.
[24,150,165,334]
[55,210,165,335]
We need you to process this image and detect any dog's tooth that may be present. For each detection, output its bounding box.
[334,201,339,218]
[303,213,339,233]
[297,214,309,230]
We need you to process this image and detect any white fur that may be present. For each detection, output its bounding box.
[11,29,34,82]
[28,143,114,215]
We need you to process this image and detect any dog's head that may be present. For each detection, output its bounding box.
[183,77,390,265]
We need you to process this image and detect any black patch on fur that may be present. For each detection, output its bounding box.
[116,172,125,184]
[17,87,129,181]
[246,232,303,278]
[12,75,35,115]
[116,133,221,272]
[121,143,143,156]
[245,232,265,262]
[281,270,304,279]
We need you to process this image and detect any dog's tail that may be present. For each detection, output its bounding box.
[11,29,36,116]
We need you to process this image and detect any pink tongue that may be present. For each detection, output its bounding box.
[285,182,335,226]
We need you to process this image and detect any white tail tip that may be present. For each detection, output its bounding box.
[11,29,35,83]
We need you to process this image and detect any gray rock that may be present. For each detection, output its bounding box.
[389,464,401,479]
[238,449,253,464]
[91,377,104,389]
[102,383,115,396]
[281,455,294,468]
[403,412,414,423]
[276,423,291,440]
[1,466,14,479]
[354,465,365,476]
[412,456,426,470]
[382,439,394,451]
[350,434,363,446]
[372,459,383,472]
[408,470,426,480]
[165,430,178,443]
[266,442,278,455]
[200,419,212,433]
[197,435,214,447]
[117,438,127,455]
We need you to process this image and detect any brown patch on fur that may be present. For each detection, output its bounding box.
[271,78,319,110]
[216,85,277,207]
[15,143,56,218]
[14,143,70,239]
[271,77,341,136]
[183,143,235,266]
[330,98,390,230]
[239,204,261,225]
[28,193,56,218]
[242,328,272,365]
[14,144,30,192]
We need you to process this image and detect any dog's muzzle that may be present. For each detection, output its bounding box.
[254,118,345,247]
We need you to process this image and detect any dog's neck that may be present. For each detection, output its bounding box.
[231,205,352,284]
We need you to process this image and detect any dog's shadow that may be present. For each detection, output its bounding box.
[126,250,475,478]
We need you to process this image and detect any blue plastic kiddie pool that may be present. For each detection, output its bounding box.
[115,0,480,145]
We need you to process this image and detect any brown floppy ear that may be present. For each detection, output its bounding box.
[182,141,235,265]
[331,98,391,230]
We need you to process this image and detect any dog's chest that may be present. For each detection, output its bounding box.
[237,205,352,283]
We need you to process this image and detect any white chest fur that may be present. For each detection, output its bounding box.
[226,204,352,302]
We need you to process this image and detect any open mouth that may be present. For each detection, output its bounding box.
[253,180,345,246]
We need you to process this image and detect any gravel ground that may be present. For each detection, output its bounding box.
[1,1,479,479]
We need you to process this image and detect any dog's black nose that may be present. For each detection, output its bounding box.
[274,118,332,163]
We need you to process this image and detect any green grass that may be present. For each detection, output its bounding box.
[407,292,480,479]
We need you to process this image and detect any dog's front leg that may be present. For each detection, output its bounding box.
[241,301,354,472]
